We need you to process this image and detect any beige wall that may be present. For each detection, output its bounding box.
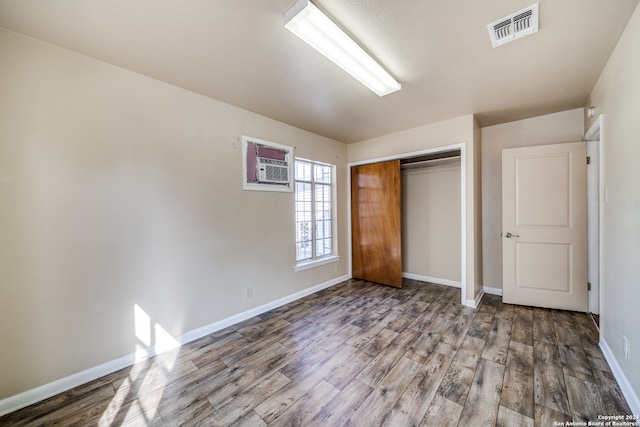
[402,163,461,282]
[348,115,482,305]
[587,4,640,409]
[347,116,472,163]
[0,28,348,400]
[480,109,584,291]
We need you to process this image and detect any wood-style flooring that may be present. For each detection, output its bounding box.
[1,279,633,426]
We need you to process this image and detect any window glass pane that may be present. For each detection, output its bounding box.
[296,161,312,181]
[296,200,311,222]
[316,220,332,240]
[296,182,311,201]
[316,238,331,257]
[295,159,334,264]
[323,185,331,200]
[297,242,312,261]
[296,212,311,223]
[314,164,331,184]
[295,162,302,180]
[297,221,311,242]
[315,201,331,220]
[323,220,332,238]
[315,185,329,203]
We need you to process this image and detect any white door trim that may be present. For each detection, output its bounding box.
[585,116,603,316]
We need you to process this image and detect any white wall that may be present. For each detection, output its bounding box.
[0,28,348,401]
[586,3,640,412]
[402,163,461,283]
[480,109,585,291]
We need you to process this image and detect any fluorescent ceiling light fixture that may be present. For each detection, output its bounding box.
[284,0,401,97]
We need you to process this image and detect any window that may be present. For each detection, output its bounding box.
[295,159,336,267]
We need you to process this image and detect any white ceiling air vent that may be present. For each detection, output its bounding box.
[488,3,539,48]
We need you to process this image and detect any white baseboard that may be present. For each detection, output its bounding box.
[402,272,462,288]
[180,274,349,344]
[0,352,139,419]
[402,276,500,309]
[465,288,485,309]
[483,286,503,296]
[402,273,477,307]
[599,337,640,416]
[0,274,350,418]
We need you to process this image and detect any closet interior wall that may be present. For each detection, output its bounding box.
[401,155,462,286]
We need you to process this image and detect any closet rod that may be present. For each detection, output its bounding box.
[401,156,461,171]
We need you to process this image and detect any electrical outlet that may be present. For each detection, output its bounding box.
[245,287,253,299]
[623,336,629,359]
[334,264,339,273]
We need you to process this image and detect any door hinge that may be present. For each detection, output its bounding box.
[587,156,591,165]
[588,282,592,291]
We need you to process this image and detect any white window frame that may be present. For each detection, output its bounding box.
[294,158,339,271]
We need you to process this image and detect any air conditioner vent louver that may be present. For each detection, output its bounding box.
[257,157,289,184]
[493,19,512,40]
[513,9,533,32]
[488,3,538,48]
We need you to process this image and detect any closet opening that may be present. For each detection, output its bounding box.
[401,149,462,290]
[348,144,467,306]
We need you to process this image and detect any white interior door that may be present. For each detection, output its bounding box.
[502,141,587,312]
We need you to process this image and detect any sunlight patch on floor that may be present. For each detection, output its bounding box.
[97,304,182,425]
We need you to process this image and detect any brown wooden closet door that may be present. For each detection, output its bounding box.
[351,160,403,288]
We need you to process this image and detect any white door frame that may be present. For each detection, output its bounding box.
[585,116,602,316]
[501,141,588,311]
[346,143,468,307]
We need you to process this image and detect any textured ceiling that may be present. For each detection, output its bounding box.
[0,0,637,143]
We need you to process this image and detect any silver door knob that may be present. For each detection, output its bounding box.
[505,232,520,238]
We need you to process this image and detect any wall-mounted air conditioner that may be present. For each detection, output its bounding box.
[241,135,293,192]
[257,157,289,184]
